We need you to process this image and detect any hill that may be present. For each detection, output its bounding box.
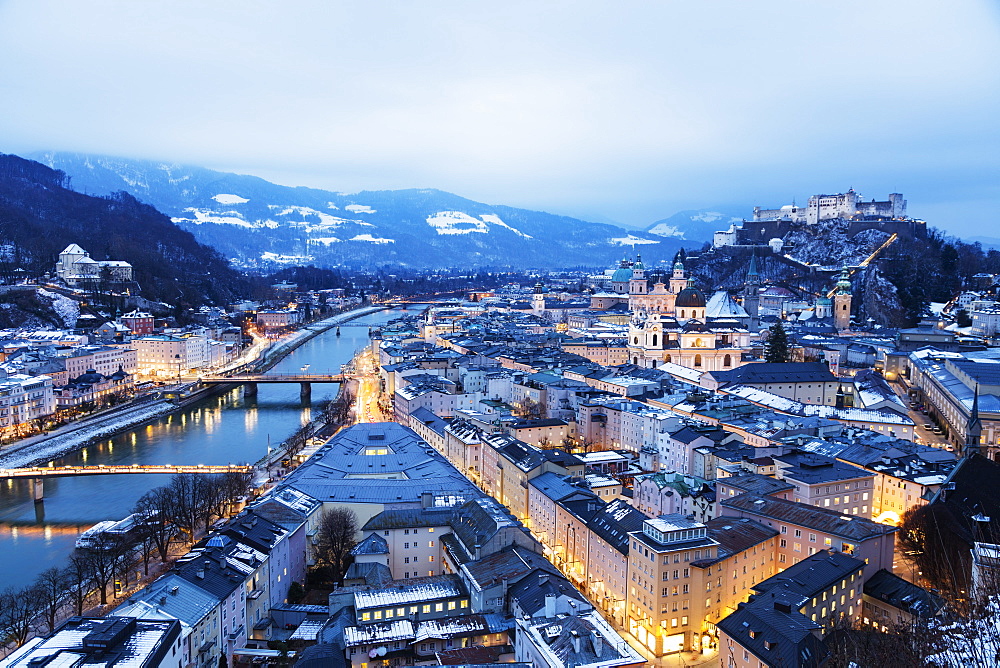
[0,154,248,308]
[35,152,685,270]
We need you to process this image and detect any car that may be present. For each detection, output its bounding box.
[923,423,934,430]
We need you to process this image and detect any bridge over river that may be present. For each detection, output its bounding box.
[0,464,253,502]
[199,372,347,401]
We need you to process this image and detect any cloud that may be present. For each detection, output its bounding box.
[0,0,998,235]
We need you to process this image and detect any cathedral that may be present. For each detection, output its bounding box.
[591,256,755,371]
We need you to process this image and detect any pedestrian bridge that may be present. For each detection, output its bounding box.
[0,464,253,502]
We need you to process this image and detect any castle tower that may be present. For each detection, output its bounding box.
[833,267,852,331]
[743,252,761,332]
[965,384,983,458]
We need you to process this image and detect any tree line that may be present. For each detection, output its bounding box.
[0,471,252,652]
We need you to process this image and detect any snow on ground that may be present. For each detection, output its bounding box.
[647,223,684,238]
[38,289,80,328]
[326,202,339,209]
[310,237,342,245]
[260,252,314,263]
[609,235,659,246]
[212,194,249,205]
[173,208,256,228]
[929,302,947,315]
[426,211,489,235]
[345,204,376,214]
[689,211,729,223]
[266,205,374,231]
[350,234,394,244]
[426,211,531,237]
[480,214,532,238]
[0,402,173,469]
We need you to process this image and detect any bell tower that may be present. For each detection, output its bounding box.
[833,267,852,331]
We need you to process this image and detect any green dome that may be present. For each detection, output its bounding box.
[611,267,633,282]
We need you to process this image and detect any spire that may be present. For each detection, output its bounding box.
[746,251,760,287]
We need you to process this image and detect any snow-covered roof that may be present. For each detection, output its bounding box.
[353,578,463,610]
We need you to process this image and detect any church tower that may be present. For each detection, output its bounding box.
[743,252,761,332]
[532,282,546,314]
[833,267,852,331]
[669,259,687,295]
[965,384,983,458]
[629,254,647,295]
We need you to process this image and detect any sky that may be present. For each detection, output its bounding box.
[1,1,999,237]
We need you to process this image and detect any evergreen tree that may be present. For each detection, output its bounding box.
[764,321,790,363]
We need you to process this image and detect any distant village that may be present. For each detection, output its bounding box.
[5,191,1000,668]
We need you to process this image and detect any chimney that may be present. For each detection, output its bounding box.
[544,593,556,618]
[196,569,205,579]
[592,633,604,656]
[569,600,577,616]
[571,630,581,654]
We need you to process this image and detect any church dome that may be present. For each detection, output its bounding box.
[611,267,633,282]
[675,286,707,308]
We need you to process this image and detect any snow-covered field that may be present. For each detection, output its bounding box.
[212,193,249,204]
[609,235,658,246]
[426,211,531,238]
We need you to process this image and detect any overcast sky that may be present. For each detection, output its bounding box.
[2,1,999,236]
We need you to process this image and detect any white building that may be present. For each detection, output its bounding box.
[54,244,133,287]
[0,374,55,436]
[133,334,213,378]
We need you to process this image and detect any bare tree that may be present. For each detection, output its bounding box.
[514,396,545,420]
[79,539,132,606]
[313,507,359,586]
[166,474,202,540]
[65,553,94,616]
[0,584,42,648]
[898,503,971,602]
[33,567,68,634]
[130,522,159,577]
[133,487,177,561]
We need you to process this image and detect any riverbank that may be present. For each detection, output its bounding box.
[0,304,387,470]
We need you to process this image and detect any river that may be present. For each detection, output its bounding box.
[0,306,413,590]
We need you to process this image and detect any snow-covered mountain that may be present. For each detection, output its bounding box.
[36,152,685,270]
[644,208,745,243]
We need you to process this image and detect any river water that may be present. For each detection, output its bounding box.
[0,307,412,590]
